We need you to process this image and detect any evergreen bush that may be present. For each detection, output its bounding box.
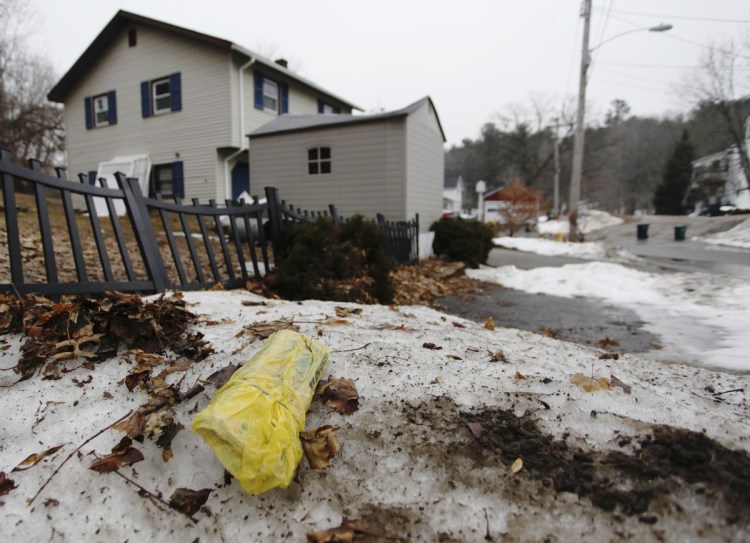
[430,217,495,268]
[270,216,394,304]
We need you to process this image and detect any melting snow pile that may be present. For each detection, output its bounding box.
[537,210,624,237]
[699,218,750,249]
[493,236,639,263]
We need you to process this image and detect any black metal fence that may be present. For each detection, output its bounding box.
[0,150,420,297]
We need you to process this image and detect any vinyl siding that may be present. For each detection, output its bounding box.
[249,120,406,220]
[64,24,232,202]
[405,102,444,231]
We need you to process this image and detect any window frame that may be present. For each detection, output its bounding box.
[93,94,110,127]
[151,77,172,115]
[262,78,279,113]
[307,146,332,176]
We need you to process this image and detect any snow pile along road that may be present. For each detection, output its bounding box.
[537,210,624,237]
[1,290,749,542]
[493,236,640,263]
[699,217,750,249]
[468,262,750,372]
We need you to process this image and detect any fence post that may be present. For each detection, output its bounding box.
[264,186,284,256]
[0,148,24,286]
[414,213,420,263]
[117,173,170,291]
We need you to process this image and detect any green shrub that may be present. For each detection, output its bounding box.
[430,217,495,268]
[270,216,394,304]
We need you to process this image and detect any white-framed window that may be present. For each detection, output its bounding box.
[263,79,278,113]
[152,78,172,114]
[308,146,332,175]
[93,94,110,127]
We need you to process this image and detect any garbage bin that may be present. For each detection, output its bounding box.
[637,224,649,240]
[674,225,687,241]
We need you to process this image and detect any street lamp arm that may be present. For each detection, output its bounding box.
[591,24,673,53]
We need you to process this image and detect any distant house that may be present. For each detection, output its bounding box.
[482,180,541,232]
[248,97,446,231]
[443,175,464,215]
[686,116,750,212]
[47,10,358,203]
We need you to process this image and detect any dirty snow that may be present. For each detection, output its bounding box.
[1,290,749,542]
[699,217,750,249]
[467,262,750,372]
[493,236,640,263]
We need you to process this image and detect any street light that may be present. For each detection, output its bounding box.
[568,0,672,241]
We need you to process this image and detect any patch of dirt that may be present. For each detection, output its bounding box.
[400,396,750,534]
[391,259,485,307]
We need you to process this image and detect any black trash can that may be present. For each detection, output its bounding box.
[637,223,649,240]
[674,225,687,241]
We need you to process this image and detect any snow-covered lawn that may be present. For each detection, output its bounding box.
[1,290,749,542]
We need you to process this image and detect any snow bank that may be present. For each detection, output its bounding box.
[699,217,750,249]
[493,236,640,263]
[1,290,748,541]
[468,262,750,372]
[537,210,624,237]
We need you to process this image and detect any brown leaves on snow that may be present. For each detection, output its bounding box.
[89,437,144,473]
[307,516,409,543]
[168,487,212,516]
[0,472,18,496]
[571,373,611,392]
[13,444,64,472]
[4,291,213,382]
[316,376,360,415]
[301,425,341,469]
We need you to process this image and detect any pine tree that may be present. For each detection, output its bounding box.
[653,130,695,215]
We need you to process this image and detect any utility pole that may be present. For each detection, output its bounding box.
[552,118,561,218]
[569,0,591,242]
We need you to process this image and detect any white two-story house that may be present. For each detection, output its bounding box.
[47,10,358,204]
[48,10,446,230]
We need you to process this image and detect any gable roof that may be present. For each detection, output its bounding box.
[444,174,463,189]
[47,10,360,111]
[248,96,446,141]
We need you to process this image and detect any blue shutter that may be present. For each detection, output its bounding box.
[107,90,117,125]
[253,72,263,110]
[140,81,150,117]
[280,83,289,114]
[88,171,97,185]
[84,96,93,129]
[170,72,182,111]
[172,161,184,199]
[317,99,324,114]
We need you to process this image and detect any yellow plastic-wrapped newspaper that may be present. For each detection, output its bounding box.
[192,329,330,494]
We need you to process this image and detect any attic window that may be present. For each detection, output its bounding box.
[308,146,331,175]
[128,28,137,47]
[93,94,110,127]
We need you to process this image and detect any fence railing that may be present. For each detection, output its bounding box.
[0,151,420,297]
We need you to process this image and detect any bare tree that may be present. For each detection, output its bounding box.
[682,40,750,194]
[0,0,64,166]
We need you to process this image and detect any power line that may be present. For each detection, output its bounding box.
[604,8,750,24]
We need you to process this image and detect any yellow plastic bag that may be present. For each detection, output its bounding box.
[192,329,330,494]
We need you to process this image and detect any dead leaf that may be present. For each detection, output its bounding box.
[484,316,495,331]
[511,457,524,474]
[316,376,359,415]
[0,472,17,496]
[307,516,409,543]
[241,300,267,307]
[89,437,144,473]
[169,487,212,516]
[335,306,362,318]
[446,354,463,361]
[72,375,93,387]
[610,374,631,394]
[430,376,442,385]
[422,342,442,350]
[489,350,508,363]
[599,352,620,360]
[301,426,341,469]
[205,364,239,388]
[452,321,466,328]
[540,327,559,338]
[597,336,620,348]
[571,373,611,392]
[320,318,352,326]
[391,324,417,332]
[43,498,59,507]
[13,444,64,472]
[145,411,184,462]
[243,318,299,340]
[515,371,528,380]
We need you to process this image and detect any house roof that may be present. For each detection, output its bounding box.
[47,10,361,111]
[248,96,447,142]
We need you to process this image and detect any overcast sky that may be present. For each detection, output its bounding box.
[30,0,750,146]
